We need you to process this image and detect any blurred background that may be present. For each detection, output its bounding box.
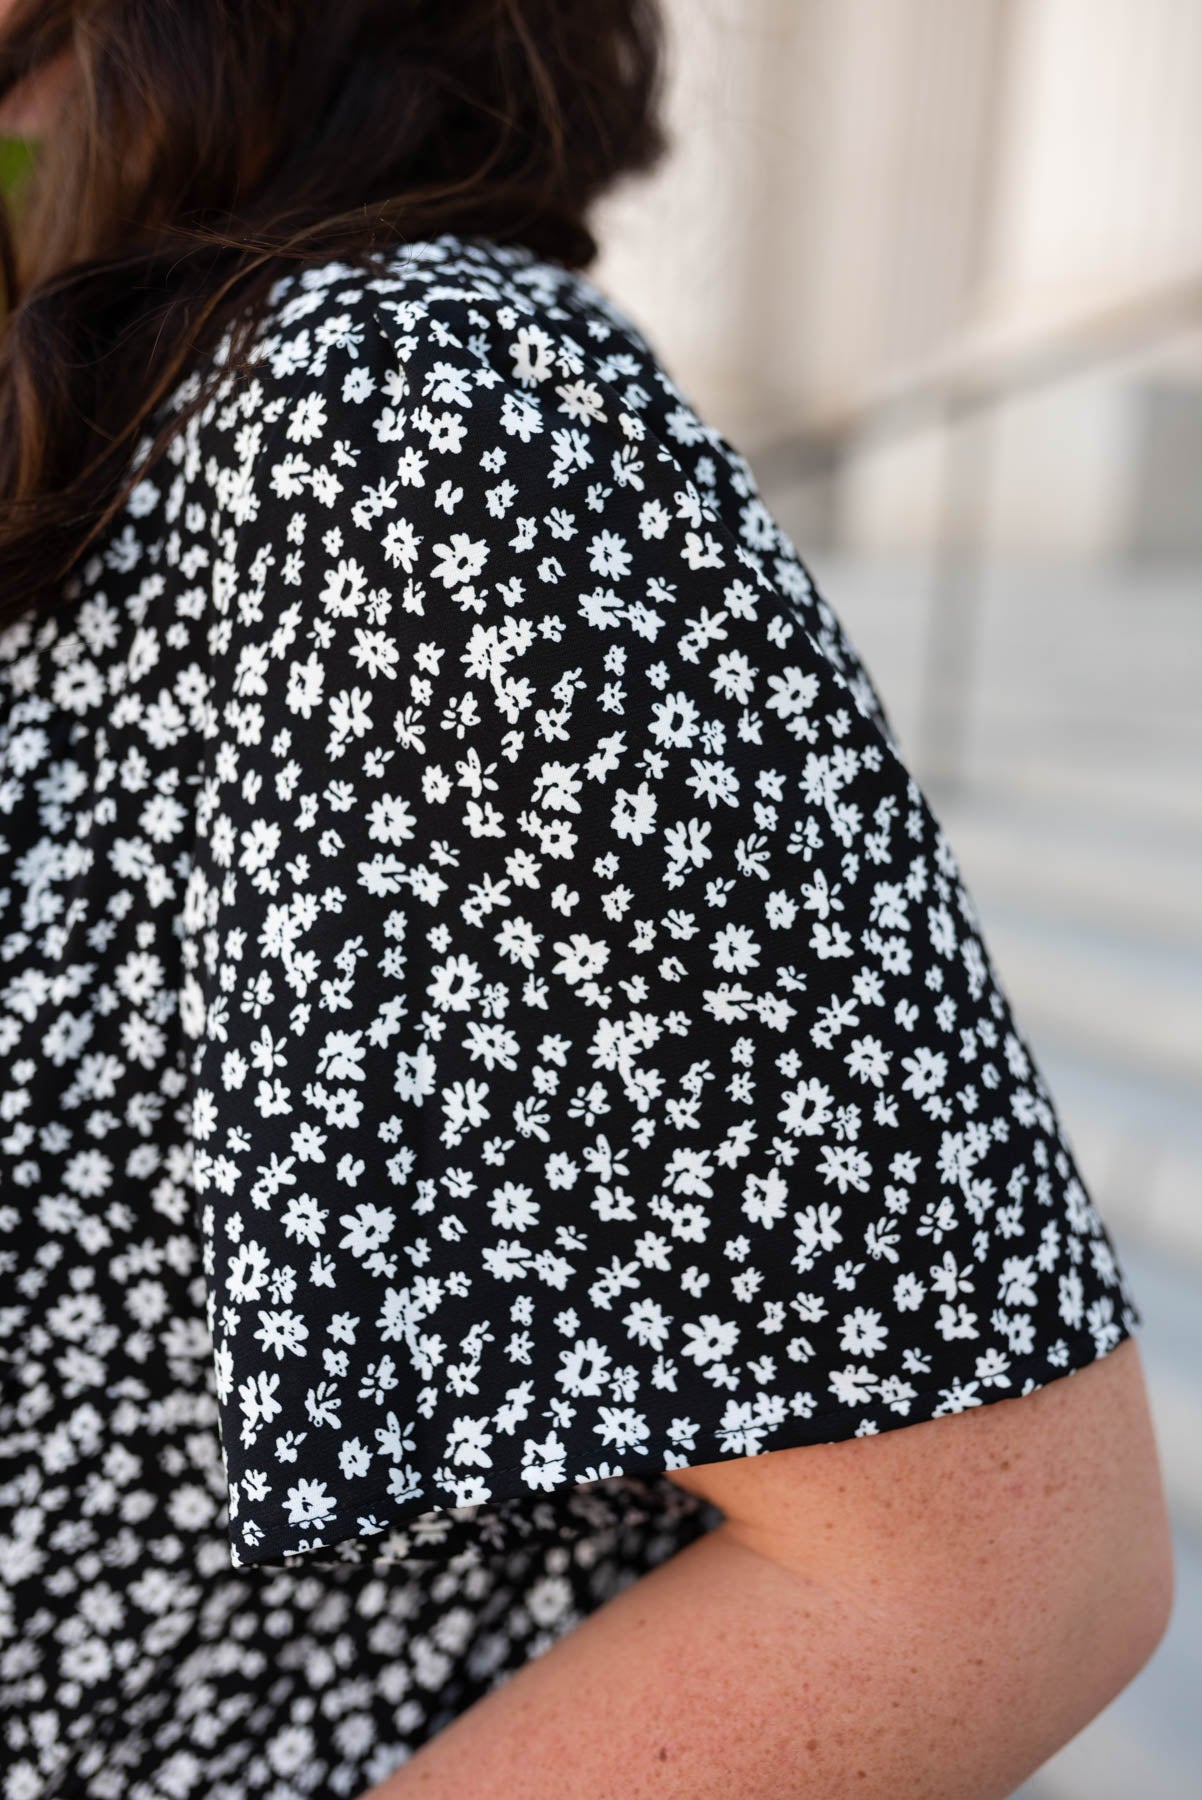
[591,2,1201,1794]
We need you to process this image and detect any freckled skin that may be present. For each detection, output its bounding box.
[362,1337,1171,1798]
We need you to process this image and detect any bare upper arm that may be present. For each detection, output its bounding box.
[666,1336,1173,1691]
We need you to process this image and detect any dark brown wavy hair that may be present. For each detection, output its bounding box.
[0,0,667,633]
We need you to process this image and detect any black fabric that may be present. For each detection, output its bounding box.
[0,233,1142,1796]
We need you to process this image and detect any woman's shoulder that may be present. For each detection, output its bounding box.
[175,230,726,540]
[232,232,685,429]
[183,229,892,745]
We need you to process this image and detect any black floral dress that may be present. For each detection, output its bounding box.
[0,233,1142,1797]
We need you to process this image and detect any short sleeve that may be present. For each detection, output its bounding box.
[181,260,1143,1569]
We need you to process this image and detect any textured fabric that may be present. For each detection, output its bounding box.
[0,233,1142,1796]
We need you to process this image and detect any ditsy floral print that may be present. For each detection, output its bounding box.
[1,233,1141,1796]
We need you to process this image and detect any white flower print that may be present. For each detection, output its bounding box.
[0,234,1142,1800]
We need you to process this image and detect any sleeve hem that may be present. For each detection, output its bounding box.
[228,1310,1142,1569]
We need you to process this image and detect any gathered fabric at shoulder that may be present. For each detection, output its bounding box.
[178,238,1141,1569]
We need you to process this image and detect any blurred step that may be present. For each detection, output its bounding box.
[1067,1109,1202,1271]
[968,904,1202,1092]
[934,799,1201,955]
